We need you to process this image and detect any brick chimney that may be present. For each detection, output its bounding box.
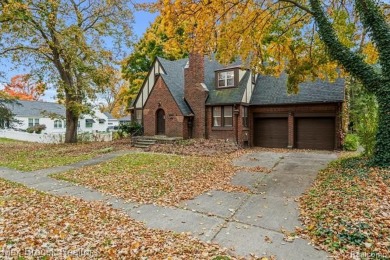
[184,53,208,138]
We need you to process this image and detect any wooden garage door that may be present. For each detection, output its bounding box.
[254,118,288,148]
[295,117,335,150]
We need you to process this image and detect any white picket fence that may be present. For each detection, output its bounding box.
[0,130,112,143]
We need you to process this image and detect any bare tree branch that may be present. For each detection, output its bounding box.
[278,0,314,15]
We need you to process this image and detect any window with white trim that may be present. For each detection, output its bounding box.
[218,71,235,88]
[54,120,63,129]
[28,118,39,127]
[213,106,233,127]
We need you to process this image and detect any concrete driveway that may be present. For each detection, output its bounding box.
[176,150,337,259]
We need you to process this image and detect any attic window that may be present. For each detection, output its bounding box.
[99,119,105,124]
[218,70,235,88]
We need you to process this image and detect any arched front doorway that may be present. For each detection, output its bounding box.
[156,109,165,135]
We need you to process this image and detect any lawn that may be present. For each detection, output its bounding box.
[54,152,247,205]
[0,139,132,171]
[299,156,389,259]
[0,137,20,143]
[0,179,231,259]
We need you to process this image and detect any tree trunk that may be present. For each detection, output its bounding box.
[65,107,78,143]
[372,89,390,166]
[64,91,79,143]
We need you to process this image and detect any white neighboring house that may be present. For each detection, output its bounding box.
[79,109,110,133]
[103,112,119,130]
[3,100,109,133]
[118,115,131,125]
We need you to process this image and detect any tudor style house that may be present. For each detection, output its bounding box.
[130,53,345,150]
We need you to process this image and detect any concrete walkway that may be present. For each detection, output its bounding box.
[0,150,337,259]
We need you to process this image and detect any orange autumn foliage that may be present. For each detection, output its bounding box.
[3,74,46,101]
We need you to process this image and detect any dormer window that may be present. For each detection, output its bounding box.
[218,70,235,88]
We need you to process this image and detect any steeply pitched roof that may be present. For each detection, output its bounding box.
[5,100,66,117]
[251,73,345,105]
[155,56,344,112]
[203,56,242,89]
[157,57,193,116]
[157,56,246,109]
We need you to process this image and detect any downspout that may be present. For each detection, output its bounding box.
[187,115,194,139]
[234,105,240,145]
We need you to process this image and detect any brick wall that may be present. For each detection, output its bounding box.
[143,76,186,137]
[184,53,208,138]
[288,113,294,148]
[249,103,343,149]
[206,105,249,146]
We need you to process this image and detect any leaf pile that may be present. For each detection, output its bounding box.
[148,139,240,156]
[54,153,248,205]
[299,156,389,259]
[0,179,233,259]
[0,139,132,171]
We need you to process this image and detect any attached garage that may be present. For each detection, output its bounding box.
[254,117,288,148]
[295,117,335,150]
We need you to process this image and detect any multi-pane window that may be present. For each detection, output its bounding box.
[218,71,235,88]
[224,106,233,126]
[99,119,105,124]
[213,106,233,127]
[213,107,222,126]
[54,120,63,128]
[28,118,39,127]
[242,107,248,128]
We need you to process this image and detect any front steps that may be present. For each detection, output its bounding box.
[133,138,156,149]
[132,136,183,149]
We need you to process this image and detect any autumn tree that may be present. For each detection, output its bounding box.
[154,0,390,166]
[3,74,46,101]
[121,16,188,102]
[98,70,130,118]
[0,1,133,143]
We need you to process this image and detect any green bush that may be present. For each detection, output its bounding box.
[112,131,122,140]
[77,132,92,142]
[117,122,143,138]
[343,133,359,151]
[349,82,378,157]
[355,98,378,157]
[34,124,46,134]
[26,124,46,134]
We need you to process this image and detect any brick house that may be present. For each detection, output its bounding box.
[130,53,345,150]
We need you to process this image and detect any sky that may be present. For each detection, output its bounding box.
[0,5,158,102]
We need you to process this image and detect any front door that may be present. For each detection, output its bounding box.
[156,109,165,135]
